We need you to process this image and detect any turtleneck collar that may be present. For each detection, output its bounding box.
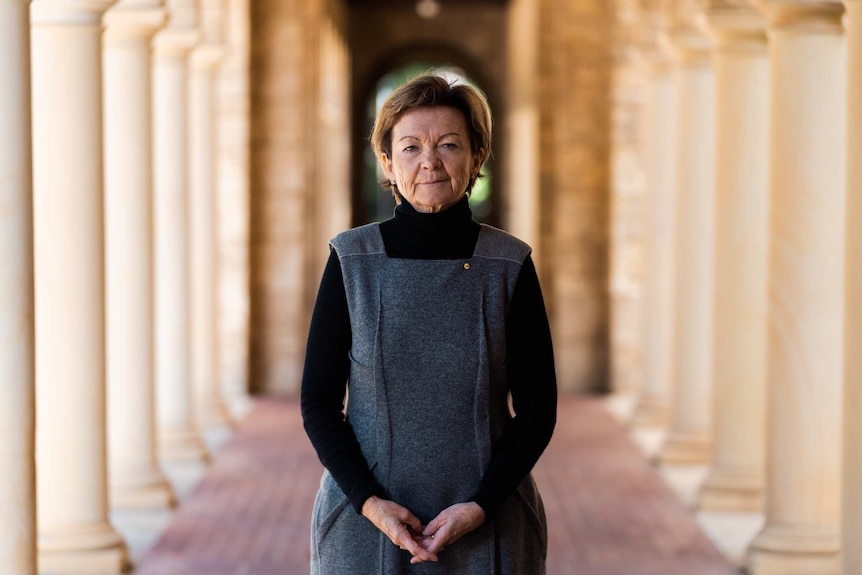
[394,194,472,225]
[379,195,480,259]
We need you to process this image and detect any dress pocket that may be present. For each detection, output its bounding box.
[312,472,350,546]
[348,348,372,369]
[513,475,548,554]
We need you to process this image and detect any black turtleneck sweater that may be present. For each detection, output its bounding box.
[300,197,557,520]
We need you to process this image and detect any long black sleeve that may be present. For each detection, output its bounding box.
[300,250,384,513]
[470,256,557,519]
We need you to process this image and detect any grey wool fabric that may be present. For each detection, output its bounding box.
[310,223,547,575]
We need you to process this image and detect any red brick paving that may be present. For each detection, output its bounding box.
[132,395,737,575]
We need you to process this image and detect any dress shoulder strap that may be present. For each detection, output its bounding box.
[330,223,386,258]
[473,224,532,265]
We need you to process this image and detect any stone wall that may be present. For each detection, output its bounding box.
[538,0,614,392]
[249,0,349,395]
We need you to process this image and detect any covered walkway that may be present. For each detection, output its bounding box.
[128,396,736,575]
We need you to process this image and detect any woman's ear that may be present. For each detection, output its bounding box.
[379,151,394,178]
[473,148,485,173]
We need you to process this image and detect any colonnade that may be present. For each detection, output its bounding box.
[0,0,250,572]
[617,0,862,573]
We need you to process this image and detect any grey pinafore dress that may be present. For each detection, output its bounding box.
[310,223,547,575]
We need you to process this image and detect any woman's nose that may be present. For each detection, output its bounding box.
[420,148,441,169]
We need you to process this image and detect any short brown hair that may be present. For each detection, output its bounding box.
[370,74,493,198]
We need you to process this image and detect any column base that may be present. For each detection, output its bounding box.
[38,522,128,575]
[632,396,671,429]
[225,392,254,422]
[195,397,235,430]
[747,524,840,575]
[603,391,640,424]
[659,432,711,465]
[110,472,175,509]
[158,425,209,462]
[697,468,764,512]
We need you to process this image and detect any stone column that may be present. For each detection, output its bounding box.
[190,0,232,429]
[153,0,208,461]
[216,0,252,419]
[103,0,174,508]
[0,1,36,573]
[697,5,769,512]
[30,0,128,572]
[505,0,540,265]
[844,2,862,573]
[608,0,646,405]
[659,19,717,465]
[747,3,846,574]
[635,22,676,430]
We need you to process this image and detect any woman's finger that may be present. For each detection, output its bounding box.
[362,498,438,562]
[421,502,486,554]
[391,525,437,562]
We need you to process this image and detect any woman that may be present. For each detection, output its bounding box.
[301,74,557,574]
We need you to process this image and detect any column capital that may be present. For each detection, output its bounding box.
[153,27,199,57]
[164,0,196,29]
[665,27,714,63]
[637,1,675,71]
[198,0,224,45]
[103,2,166,38]
[663,0,713,62]
[190,43,224,69]
[756,1,845,31]
[708,5,769,49]
[153,0,198,56]
[30,0,117,25]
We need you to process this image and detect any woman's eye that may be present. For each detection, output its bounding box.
[403,145,417,152]
[441,142,457,149]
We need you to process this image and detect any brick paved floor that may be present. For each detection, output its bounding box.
[132,395,737,575]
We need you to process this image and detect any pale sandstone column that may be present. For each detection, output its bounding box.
[697,5,769,512]
[843,0,862,573]
[635,55,676,429]
[190,0,231,429]
[747,3,846,574]
[103,0,175,508]
[505,0,540,266]
[216,0,252,419]
[314,16,351,281]
[30,0,128,572]
[0,1,36,573]
[608,0,646,404]
[659,19,717,465]
[153,0,208,461]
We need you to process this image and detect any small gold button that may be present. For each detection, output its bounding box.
[463,263,471,270]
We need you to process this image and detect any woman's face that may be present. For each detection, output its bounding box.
[381,106,484,214]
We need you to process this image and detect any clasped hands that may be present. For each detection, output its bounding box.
[361,496,486,564]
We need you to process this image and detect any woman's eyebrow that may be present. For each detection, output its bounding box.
[397,132,461,141]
